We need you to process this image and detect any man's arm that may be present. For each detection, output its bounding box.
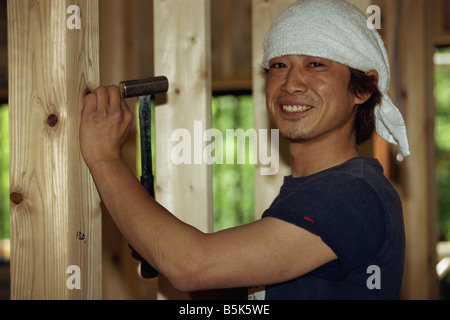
[80,86,338,292]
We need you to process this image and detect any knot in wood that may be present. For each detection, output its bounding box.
[47,114,59,127]
[10,192,24,205]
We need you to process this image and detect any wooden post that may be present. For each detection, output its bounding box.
[379,0,439,300]
[397,0,439,300]
[8,0,101,299]
[153,0,213,299]
[251,0,294,220]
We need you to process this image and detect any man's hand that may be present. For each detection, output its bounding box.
[80,86,133,167]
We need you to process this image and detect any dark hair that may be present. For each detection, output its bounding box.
[348,68,382,145]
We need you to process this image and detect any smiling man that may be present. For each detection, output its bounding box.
[79,0,409,300]
[265,55,378,178]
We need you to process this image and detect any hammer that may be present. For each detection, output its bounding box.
[120,76,169,279]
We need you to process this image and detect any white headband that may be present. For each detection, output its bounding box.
[263,0,410,161]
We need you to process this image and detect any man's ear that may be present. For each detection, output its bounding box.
[354,69,379,105]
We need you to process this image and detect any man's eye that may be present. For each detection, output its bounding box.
[270,62,287,69]
[309,62,324,68]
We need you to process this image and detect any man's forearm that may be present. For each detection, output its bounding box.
[87,157,201,276]
[89,158,160,258]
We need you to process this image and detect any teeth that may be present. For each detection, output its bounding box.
[282,105,312,113]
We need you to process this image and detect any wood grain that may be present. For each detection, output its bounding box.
[153,0,213,300]
[8,0,101,300]
[398,0,439,300]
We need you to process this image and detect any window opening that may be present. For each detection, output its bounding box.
[212,95,255,231]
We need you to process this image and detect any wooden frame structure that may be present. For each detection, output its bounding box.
[7,0,442,300]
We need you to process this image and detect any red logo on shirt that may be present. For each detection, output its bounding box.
[304,216,314,224]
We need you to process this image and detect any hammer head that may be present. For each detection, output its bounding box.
[120,76,169,98]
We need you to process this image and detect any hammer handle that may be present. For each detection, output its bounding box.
[137,95,160,279]
[120,79,169,279]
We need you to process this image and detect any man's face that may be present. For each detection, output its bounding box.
[266,55,364,144]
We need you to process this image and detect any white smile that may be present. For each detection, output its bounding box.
[281,105,313,113]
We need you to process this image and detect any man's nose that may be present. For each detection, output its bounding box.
[281,68,308,94]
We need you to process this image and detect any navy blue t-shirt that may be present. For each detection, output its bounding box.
[262,157,405,300]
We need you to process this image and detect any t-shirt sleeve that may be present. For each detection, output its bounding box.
[262,173,386,279]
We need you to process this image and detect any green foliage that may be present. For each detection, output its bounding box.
[212,96,255,231]
[0,105,9,240]
[435,48,450,241]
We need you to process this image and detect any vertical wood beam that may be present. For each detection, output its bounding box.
[399,0,439,300]
[382,0,439,299]
[153,0,212,299]
[8,0,101,300]
[251,0,294,219]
